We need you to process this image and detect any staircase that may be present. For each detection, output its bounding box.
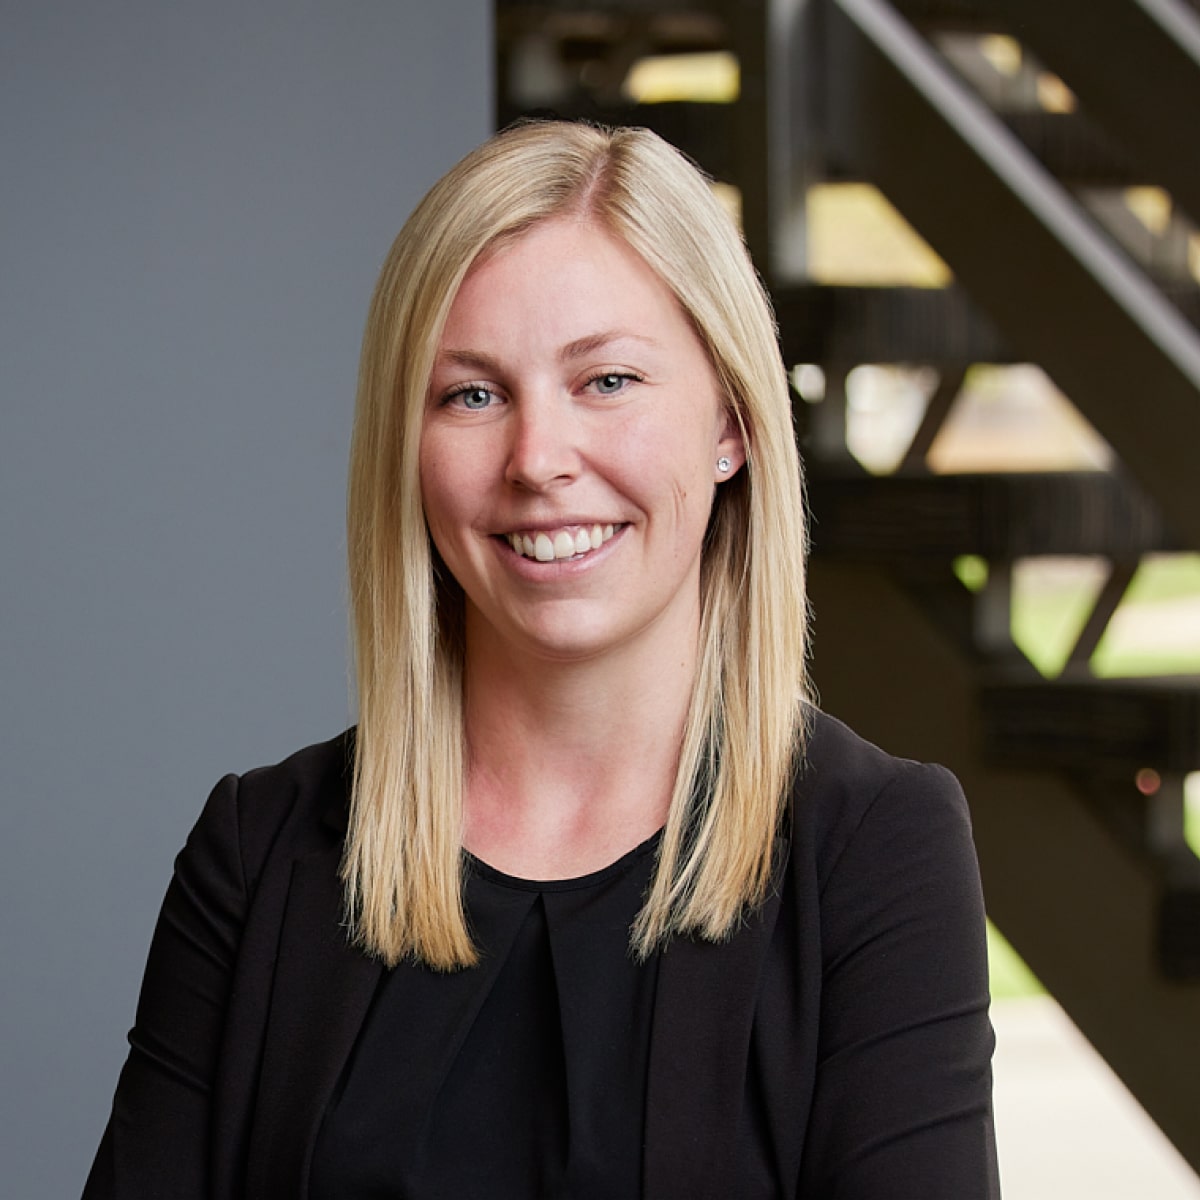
[496,0,1200,1172]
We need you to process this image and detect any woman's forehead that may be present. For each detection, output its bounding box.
[436,218,704,365]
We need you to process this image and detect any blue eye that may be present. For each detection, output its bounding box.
[588,372,638,396]
[448,386,493,410]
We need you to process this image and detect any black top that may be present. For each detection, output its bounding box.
[310,835,662,1199]
[84,711,1000,1199]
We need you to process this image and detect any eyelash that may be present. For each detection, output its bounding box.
[441,383,496,410]
[439,370,644,409]
[584,370,643,396]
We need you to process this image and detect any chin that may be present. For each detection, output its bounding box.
[515,625,624,664]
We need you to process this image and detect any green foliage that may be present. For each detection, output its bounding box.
[987,920,1044,1000]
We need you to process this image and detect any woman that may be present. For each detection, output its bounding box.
[86,122,999,1197]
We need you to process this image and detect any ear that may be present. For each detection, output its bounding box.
[713,406,747,482]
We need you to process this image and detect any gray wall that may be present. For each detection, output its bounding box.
[0,3,491,1193]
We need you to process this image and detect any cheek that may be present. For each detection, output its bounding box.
[633,455,718,547]
[620,406,719,503]
[419,428,467,509]
[417,451,459,551]
[421,482,460,541]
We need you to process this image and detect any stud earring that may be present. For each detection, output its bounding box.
[717,456,732,473]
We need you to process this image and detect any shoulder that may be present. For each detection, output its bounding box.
[235,729,355,830]
[185,729,356,895]
[782,711,990,1054]
[791,709,975,890]
[782,714,997,1196]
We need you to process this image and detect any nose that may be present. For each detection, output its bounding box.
[504,393,580,491]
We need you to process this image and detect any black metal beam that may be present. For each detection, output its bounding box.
[900,367,963,468]
[825,0,1200,549]
[980,676,1200,774]
[889,0,1006,30]
[1002,112,1141,189]
[1001,0,1200,227]
[775,284,1010,365]
[1064,560,1138,670]
[806,470,1177,560]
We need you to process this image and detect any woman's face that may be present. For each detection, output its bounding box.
[420,216,744,666]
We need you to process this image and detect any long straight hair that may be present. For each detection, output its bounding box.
[345,122,810,969]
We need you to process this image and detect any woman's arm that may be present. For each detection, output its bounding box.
[802,760,1001,1197]
[83,773,247,1199]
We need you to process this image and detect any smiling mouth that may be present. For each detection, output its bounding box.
[503,523,618,562]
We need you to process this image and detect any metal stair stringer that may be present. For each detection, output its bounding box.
[952,0,1200,225]
[822,0,1200,550]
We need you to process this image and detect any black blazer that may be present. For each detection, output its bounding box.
[84,711,1000,1198]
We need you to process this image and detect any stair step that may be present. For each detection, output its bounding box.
[1002,112,1138,188]
[776,284,1009,366]
[806,471,1176,561]
[980,677,1200,774]
[889,0,1017,34]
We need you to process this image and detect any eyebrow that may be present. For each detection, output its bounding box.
[557,329,660,363]
[436,330,659,374]
[437,348,504,374]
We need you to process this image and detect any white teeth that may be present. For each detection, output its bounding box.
[505,523,619,562]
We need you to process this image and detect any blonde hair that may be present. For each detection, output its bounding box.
[346,121,810,969]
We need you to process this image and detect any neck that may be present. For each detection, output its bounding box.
[460,615,698,878]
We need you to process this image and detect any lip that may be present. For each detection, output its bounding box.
[494,519,622,536]
[493,523,627,575]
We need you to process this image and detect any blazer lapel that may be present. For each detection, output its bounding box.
[244,842,382,1197]
[643,882,785,1200]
